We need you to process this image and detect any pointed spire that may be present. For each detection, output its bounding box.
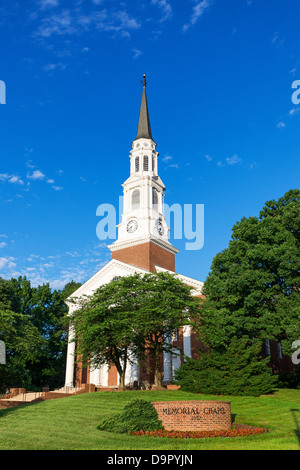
[135,74,153,141]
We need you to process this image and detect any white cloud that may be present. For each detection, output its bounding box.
[0,242,7,248]
[132,48,142,59]
[271,31,285,49]
[276,121,286,129]
[204,154,212,162]
[0,258,7,269]
[52,185,63,191]
[8,175,24,185]
[0,173,24,185]
[151,0,173,22]
[216,154,242,167]
[289,107,300,116]
[66,251,80,257]
[37,0,59,9]
[26,161,35,169]
[34,8,141,40]
[0,257,16,270]
[25,273,66,289]
[43,263,54,268]
[35,10,76,37]
[225,154,242,165]
[183,0,212,32]
[27,169,46,180]
[162,155,180,169]
[43,62,67,71]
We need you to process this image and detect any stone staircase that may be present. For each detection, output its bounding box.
[0,386,86,408]
[3,392,42,402]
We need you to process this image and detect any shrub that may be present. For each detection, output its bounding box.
[174,336,277,396]
[97,399,163,434]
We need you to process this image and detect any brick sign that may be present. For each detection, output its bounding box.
[152,400,231,431]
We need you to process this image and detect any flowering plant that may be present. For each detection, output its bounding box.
[130,425,267,439]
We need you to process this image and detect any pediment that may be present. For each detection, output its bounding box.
[66,259,204,311]
[155,266,204,296]
[66,259,150,304]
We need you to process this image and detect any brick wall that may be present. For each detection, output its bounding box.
[108,364,118,386]
[112,242,175,272]
[152,401,231,431]
[1,388,26,399]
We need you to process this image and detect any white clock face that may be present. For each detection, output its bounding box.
[155,218,165,236]
[127,219,138,233]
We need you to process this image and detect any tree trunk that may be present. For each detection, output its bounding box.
[119,370,126,391]
[117,351,127,391]
[154,351,162,388]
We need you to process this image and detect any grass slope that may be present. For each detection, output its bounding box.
[0,389,299,450]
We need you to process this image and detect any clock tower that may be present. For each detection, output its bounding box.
[108,75,179,272]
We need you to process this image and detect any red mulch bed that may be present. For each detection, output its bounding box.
[131,424,268,439]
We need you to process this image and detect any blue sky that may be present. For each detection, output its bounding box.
[0,0,299,289]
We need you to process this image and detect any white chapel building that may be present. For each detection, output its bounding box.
[64,76,204,389]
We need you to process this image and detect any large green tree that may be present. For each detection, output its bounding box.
[0,277,81,391]
[0,278,43,392]
[197,189,300,356]
[69,272,198,390]
[69,274,145,391]
[174,336,277,396]
[130,272,198,388]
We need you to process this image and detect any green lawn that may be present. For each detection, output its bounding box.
[0,389,299,450]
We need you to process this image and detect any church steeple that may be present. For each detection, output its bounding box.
[135,74,153,142]
[108,75,179,272]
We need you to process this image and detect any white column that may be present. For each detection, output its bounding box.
[124,353,140,386]
[163,335,173,383]
[125,361,132,385]
[183,324,192,359]
[65,325,75,387]
[172,348,181,377]
[129,353,140,385]
[130,359,140,384]
[101,364,109,387]
[90,365,102,386]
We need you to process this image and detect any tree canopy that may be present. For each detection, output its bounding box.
[197,189,300,355]
[0,277,81,393]
[69,272,199,389]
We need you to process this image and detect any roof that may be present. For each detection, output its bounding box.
[134,80,153,141]
[66,259,203,309]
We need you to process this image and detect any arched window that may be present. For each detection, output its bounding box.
[143,155,149,171]
[132,189,140,209]
[135,156,140,172]
[152,188,158,210]
[152,155,155,173]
